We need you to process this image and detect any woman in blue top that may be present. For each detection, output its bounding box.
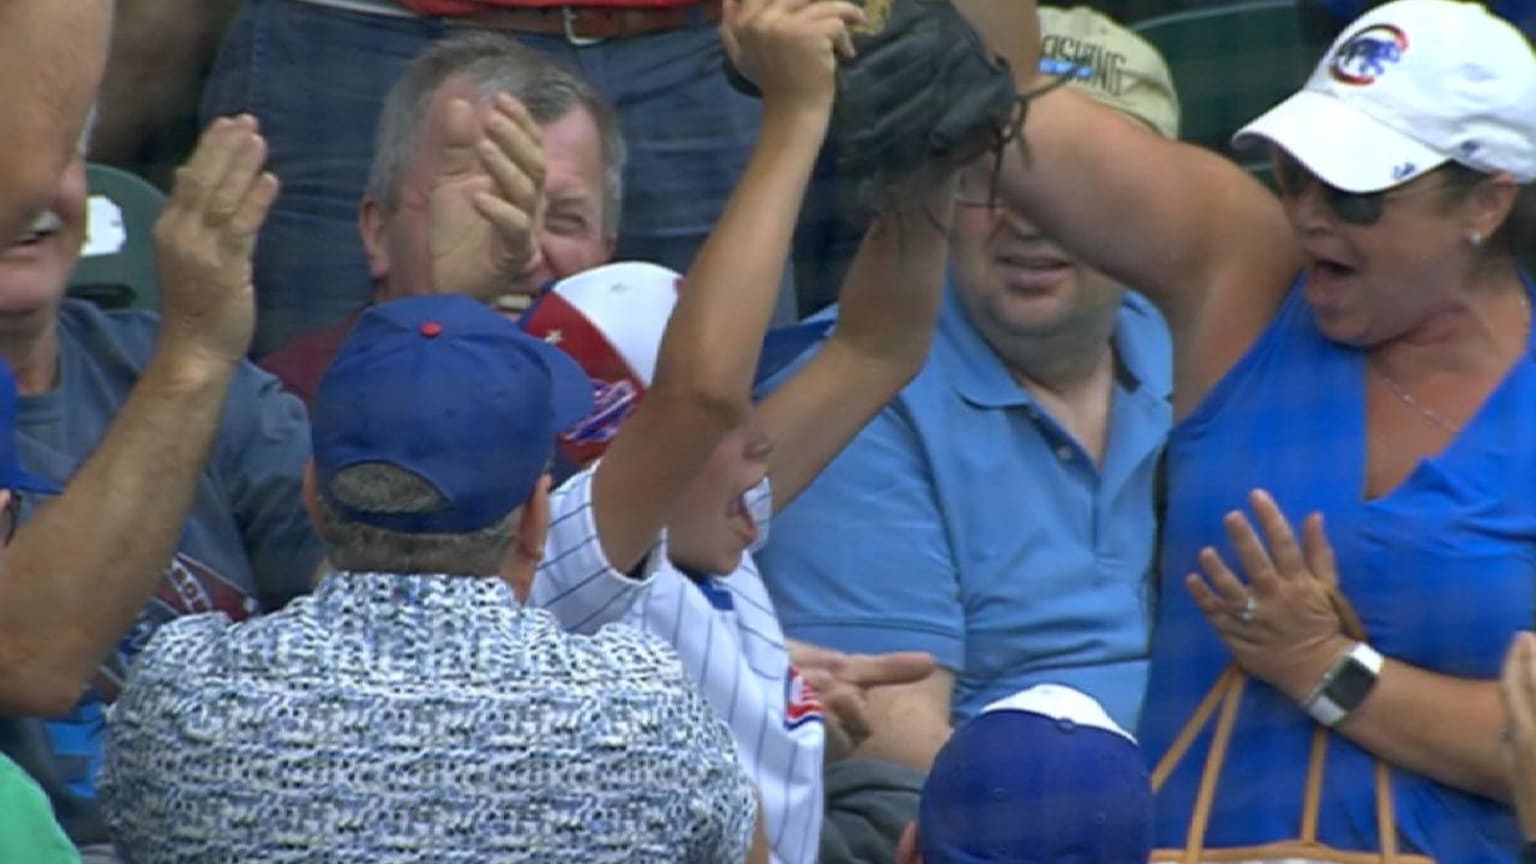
[952,0,1536,858]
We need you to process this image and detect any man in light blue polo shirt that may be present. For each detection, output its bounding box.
[756,6,1180,772]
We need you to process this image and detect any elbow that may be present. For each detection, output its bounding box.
[656,382,751,436]
[0,672,84,718]
[0,639,89,717]
[1,687,81,719]
[648,356,753,432]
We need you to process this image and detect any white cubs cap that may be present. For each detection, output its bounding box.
[1234,0,1536,193]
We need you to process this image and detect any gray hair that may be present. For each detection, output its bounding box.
[366,31,626,237]
[314,462,516,576]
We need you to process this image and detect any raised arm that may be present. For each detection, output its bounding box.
[0,0,112,242]
[760,169,957,512]
[589,0,865,571]
[0,118,278,715]
[952,0,1306,415]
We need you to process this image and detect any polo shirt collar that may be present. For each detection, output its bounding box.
[937,282,1171,409]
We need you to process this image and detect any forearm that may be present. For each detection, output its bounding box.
[592,105,830,571]
[831,171,956,366]
[0,0,112,240]
[655,103,829,410]
[0,350,237,715]
[760,181,953,511]
[1295,644,1511,802]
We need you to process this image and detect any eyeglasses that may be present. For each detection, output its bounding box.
[1272,152,1472,227]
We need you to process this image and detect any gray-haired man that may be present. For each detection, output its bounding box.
[262,30,624,406]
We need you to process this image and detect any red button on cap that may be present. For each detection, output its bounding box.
[420,321,443,338]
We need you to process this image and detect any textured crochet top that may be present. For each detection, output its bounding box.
[100,570,758,863]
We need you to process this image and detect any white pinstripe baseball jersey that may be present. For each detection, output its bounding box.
[535,469,825,864]
[531,463,662,629]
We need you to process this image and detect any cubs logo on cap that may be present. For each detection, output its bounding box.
[1329,24,1409,85]
[1234,0,1536,193]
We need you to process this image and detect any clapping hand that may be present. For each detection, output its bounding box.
[153,115,279,368]
[427,93,544,304]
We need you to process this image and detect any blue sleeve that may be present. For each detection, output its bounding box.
[756,400,964,671]
[216,362,323,610]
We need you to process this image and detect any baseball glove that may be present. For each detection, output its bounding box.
[725,0,1024,209]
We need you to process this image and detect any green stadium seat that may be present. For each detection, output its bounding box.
[68,163,165,311]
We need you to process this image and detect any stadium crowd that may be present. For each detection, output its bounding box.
[2,0,1536,861]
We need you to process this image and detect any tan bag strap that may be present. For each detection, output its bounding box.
[1149,584,1416,862]
[1302,725,1329,842]
[1376,759,1401,862]
[1151,665,1242,793]
[1177,671,1247,863]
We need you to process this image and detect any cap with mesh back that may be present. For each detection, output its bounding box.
[1234,0,1536,193]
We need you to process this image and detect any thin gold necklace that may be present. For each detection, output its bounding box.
[1371,291,1532,434]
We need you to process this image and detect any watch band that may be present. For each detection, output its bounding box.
[1301,641,1384,727]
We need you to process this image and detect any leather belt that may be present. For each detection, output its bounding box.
[455,2,722,43]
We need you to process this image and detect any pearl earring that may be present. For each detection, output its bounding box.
[1468,230,1484,247]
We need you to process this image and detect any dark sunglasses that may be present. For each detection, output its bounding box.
[1271,152,1471,227]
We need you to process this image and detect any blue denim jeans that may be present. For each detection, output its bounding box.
[202,0,796,356]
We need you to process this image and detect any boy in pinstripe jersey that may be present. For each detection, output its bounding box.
[517,0,977,858]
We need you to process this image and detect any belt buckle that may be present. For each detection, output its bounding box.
[562,6,607,46]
